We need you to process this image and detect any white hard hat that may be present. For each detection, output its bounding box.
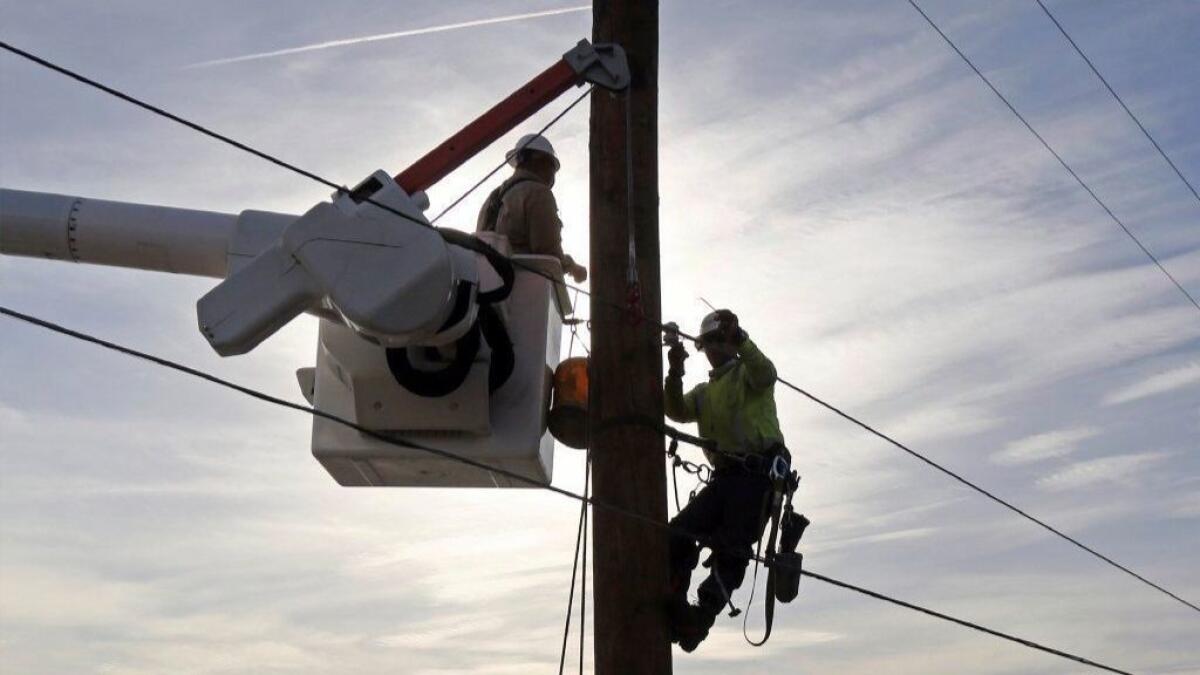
[506,134,560,171]
[695,311,725,350]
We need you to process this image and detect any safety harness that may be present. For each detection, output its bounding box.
[476,177,535,234]
[664,428,809,647]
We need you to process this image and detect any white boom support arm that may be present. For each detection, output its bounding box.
[1,177,479,358]
[196,171,478,356]
[1,188,241,278]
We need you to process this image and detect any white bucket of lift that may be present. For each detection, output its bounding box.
[308,254,571,488]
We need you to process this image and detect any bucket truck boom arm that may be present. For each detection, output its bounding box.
[196,40,628,357]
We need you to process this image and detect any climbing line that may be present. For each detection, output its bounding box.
[0,305,1136,675]
[903,0,1200,315]
[1033,0,1200,206]
[3,37,1193,616]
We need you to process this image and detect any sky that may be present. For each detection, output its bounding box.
[1,1,1199,673]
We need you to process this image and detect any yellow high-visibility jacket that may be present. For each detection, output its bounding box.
[664,337,784,469]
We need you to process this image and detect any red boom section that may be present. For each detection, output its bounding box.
[394,59,580,194]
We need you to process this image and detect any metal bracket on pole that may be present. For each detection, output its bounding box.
[564,40,631,92]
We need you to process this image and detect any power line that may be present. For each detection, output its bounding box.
[0,41,346,196]
[2,36,1194,616]
[802,568,1130,675]
[904,0,1200,315]
[1034,0,1200,206]
[776,376,1200,613]
[0,304,1135,675]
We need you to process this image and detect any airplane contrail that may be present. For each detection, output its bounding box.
[186,5,591,68]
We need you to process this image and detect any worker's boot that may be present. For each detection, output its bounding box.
[672,603,717,653]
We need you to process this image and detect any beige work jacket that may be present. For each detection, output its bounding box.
[476,169,574,268]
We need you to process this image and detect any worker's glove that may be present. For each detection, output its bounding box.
[667,342,688,378]
[714,309,748,345]
[569,263,588,283]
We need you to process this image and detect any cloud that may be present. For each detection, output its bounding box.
[991,426,1099,465]
[185,5,591,68]
[1104,360,1200,405]
[1036,451,1171,492]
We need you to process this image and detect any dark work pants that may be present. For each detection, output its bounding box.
[668,468,772,614]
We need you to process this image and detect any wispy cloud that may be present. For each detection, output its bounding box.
[185,5,591,69]
[991,426,1099,466]
[1037,451,1171,492]
[1104,361,1200,406]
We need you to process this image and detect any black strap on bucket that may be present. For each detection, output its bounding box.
[386,304,515,398]
[437,228,515,305]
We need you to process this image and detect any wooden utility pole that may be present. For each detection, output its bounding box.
[589,1,671,674]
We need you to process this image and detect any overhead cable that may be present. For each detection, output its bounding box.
[902,0,1200,314]
[0,304,1136,675]
[3,38,1193,616]
[776,375,1200,614]
[1034,0,1200,206]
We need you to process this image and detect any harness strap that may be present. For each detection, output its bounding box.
[478,178,535,233]
[386,303,516,398]
[743,482,784,646]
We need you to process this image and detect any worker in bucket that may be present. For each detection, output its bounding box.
[663,309,790,651]
[476,134,588,283]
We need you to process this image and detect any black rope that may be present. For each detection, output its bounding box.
[2,37,1192,617]
[578,455,589,675]
[0,305,1138,674]
[1034,0,1200,206]
[429,87,593,225]
[557,452,590,675]
[904,0,1200,315]
[776,375,1200,614]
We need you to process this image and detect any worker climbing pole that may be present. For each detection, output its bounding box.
[588,1,672,674]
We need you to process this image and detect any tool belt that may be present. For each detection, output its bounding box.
[715,444,791,477]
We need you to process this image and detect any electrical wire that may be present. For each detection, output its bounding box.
[776,375,1200,613]
[2,36,1193,616]
[903,0,1200,314]
[1034,0,1200,206]
[0,304,1136,675]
